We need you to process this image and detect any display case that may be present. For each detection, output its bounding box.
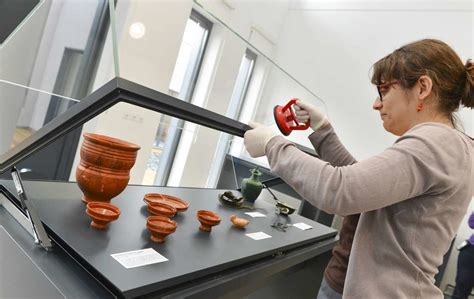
[0,1,337,298]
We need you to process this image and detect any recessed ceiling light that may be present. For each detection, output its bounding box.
[129,22,146,39]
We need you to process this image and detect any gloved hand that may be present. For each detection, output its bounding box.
[244,122,279,158]
[294,100,329,131]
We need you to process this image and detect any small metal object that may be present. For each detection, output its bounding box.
[11,167,52,251]
[218,191,255,210]
[271,222,289,232]
[218,191,244,207]
[262,183,296,216]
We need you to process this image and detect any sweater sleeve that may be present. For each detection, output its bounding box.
[265,124,463,216]
[309,124,357,166]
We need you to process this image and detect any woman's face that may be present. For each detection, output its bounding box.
[372,82,417,136]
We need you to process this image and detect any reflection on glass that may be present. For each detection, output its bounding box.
[0,80,79,157]
[143,114,181,185]
[0,0,42,47]
[0,0,115,100]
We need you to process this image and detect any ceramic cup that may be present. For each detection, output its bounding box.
[146,215,177,243]
[197,210,221,232]
[86,202,121,229]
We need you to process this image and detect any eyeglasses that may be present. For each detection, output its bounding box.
[376,80,399,102]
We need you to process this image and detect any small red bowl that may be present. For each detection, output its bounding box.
[197,210,221,232]
[147,202,177,218]
[147,216,177,243]
[86,202,120,229]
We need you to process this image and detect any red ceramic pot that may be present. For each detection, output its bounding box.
[197,210,221,232]
[86,202,120,229]
[146,216,177,243]
[147,202,177,218]
[76,133,140,204]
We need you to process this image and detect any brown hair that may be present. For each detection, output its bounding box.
[371,39,474,121]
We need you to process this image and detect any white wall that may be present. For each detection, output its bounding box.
[197,0,289,58]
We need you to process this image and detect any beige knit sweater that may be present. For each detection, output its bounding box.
[266,123,473,298]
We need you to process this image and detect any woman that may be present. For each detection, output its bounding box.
[244,39,474,298]
[286,94,360,299]
[453,211,474,299]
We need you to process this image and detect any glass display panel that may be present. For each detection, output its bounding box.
[0,80,79,157]
[0,0,116,100]
[68,102,240,191]
[0,0,318,207]
[109,0,327,149]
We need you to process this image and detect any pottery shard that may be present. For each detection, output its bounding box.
[230,215,249,228]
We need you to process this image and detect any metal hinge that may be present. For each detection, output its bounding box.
[11,167,52,251]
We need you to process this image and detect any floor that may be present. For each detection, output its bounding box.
[12,127,34,148]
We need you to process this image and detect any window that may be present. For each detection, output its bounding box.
[227,49,257,119]
[142,10,212,186]
[206,49,257,187]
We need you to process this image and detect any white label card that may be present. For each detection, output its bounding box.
[111,248,168,269]
[293,223,313,230]
[246,232,272,240]
[245,212,266,218]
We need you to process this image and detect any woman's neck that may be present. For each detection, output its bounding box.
[411,110,454,129]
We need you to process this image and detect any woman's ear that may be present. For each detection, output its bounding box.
[417,75,433,101]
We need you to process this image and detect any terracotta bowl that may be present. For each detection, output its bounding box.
[86,202,121,230]
[147,202,177,218]
[146,216,177,243]
[197,210,221,232]
[143,193,189,212]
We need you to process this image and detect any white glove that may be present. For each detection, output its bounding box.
[294,100,329,131]
[244,122,279,158]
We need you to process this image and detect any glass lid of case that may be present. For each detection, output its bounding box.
[0,0,325,197]
[108,0,327,145]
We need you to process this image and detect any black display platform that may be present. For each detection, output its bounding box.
[1,180,337,298]
[0,226,65,299]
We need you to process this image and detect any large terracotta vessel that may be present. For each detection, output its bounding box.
[76,133,140,204]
